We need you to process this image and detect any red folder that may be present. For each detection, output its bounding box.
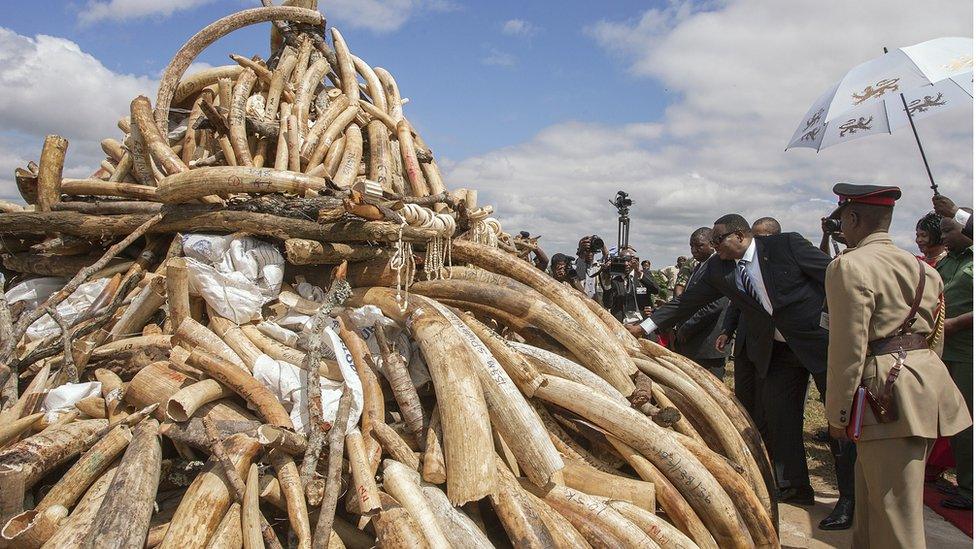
[847,386,867,442]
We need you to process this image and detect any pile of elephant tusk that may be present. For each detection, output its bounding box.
[0,4,780,548]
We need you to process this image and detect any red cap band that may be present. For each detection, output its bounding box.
[838,195,897,207]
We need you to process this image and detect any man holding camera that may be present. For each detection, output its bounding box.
[626,213,856,528]
[576,235,608,301]
[604,247,660,324]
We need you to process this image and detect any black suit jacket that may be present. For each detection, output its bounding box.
[606,272,659,321]
[650,232,830,377]
[674,260,730,362]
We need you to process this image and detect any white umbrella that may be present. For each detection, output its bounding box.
[787,37,974,193]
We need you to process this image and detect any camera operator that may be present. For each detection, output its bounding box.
[576,235,609,301]
[818,217,847,255]
[603,247,660,324]
[549,253,585,293]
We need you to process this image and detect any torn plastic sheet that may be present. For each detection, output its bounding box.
[253,325,363,435]
[182,234,284,323]
[14,278,112,342]
[41,381,102,421]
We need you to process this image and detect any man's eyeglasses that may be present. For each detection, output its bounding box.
[710,230,738,246]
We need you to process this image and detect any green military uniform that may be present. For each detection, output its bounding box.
[825,184,971,548]
[936,246,973,501]
[648,270,670,301]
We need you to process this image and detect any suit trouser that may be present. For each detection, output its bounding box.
[761,342,856,497]
[947,360,973,499]
[697,357,727,380]
[853,436,933,549]
[733,351,767,443]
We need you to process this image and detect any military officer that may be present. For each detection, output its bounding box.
[824,183,971,548]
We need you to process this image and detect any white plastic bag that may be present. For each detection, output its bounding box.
[182,234,284,323]
[22,278,111,342]
[41,381,102,421]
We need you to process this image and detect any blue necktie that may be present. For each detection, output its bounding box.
[737,259,763,304]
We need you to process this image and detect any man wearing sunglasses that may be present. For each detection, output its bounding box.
[626,212,857,529]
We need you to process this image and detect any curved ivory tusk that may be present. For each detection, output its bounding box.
[156,166,327,203]
[154,6,324,135]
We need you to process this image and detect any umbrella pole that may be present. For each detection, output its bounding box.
[898,92,940,195]
[883,46,939,195]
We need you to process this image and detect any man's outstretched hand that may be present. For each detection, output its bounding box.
[933,195,958,218]
[625,323,646,337]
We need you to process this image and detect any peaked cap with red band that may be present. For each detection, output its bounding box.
[829,183,902,218]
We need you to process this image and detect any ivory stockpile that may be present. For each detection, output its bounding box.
[0,4,779,548]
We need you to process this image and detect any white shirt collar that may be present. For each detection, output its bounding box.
[739,238,757,263]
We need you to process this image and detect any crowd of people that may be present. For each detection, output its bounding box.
[525,189,972,546]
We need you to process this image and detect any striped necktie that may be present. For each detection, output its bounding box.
[737,259,763,304]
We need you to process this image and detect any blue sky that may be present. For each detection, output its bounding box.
[0,0,972,266]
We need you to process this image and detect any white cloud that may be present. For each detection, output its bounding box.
[501,19,538,37]
[79,0,217,25]
[0,28,157,202]
[482,47,517,67]
[321,0,459,33]
[447,0,974,266]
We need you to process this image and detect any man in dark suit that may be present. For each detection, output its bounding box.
[673,227,731,378]
[604,248,660,323]
[716,217,782,443]
[626,213,856,529]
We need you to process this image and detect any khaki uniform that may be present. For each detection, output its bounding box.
[825,231,971,548]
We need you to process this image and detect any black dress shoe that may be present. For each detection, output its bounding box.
[778,485,816,506]
[813,429,831,443]
[941,495,973,510]
[819,496,854,530]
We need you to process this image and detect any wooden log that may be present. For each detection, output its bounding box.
[34,424,132,513]
[373,325,425,448]
[3,253,119,278]
[535,375,751,548]
[52,201,163,215]
[0,210,439,243]
[0,419,107,488]
[158,434,261,548]
[186,349,293,429]
[36,135,68,213]
[80,419,162,549]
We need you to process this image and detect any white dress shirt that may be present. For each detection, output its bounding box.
[640,239,785,341]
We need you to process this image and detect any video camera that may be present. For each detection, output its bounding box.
[607,191,633,278]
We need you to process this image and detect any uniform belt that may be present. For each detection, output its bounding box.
[866,333,928,357]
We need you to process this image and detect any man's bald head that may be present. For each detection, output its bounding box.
[752,217,781,236]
